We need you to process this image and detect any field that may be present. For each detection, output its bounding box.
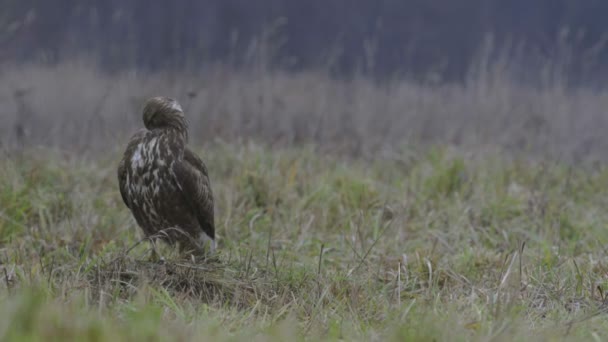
[2,63,608,341]
[3,143,608,341]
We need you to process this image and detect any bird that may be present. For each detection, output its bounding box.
[117,96,215,260]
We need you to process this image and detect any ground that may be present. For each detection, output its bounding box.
[1,143,608,341]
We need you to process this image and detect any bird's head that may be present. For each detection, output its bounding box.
[142,96,188,138]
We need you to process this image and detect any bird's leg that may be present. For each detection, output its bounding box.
[179,240,215,263]
[148,238,165,263]
[196,233,216,254]
[148,248,160,262]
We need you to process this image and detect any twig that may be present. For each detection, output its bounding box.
[345,235,364,263]
[265,223,273,269]
[397,261,401,307]
[116,226,195,264]
[122,236,152,257]
[348,220,393,275]
[172,263,215,272]
[3,267,10,292]
[565,304,608,336]
[47,256,55,286]
[271,248,278,276]
[519,241,526,291]
[317,244,325,276]
[245,248,253,277]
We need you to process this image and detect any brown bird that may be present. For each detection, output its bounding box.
[117,96,215,259]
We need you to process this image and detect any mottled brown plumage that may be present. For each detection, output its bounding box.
[117,97,215,257]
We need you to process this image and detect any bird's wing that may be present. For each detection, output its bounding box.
[172,148,215,240]
[117,129,147,209]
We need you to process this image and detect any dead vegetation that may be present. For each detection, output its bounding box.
[90,255,260,308]
[2,61,608,162]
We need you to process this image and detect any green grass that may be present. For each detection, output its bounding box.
[2,143,608,341]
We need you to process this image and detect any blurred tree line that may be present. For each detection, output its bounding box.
[1,0,607,82]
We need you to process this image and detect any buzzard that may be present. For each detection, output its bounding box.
[117,96,215,258]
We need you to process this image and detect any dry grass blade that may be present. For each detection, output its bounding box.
[91,254,260,308]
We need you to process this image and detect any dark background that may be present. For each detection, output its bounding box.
[2,0,608,82]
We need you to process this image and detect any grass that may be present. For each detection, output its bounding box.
[2,142,608,341]
[4,61,608,162]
